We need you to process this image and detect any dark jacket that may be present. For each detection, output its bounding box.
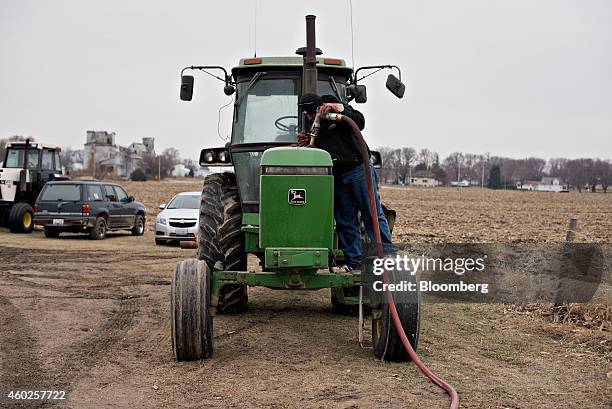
[314,103,366,174]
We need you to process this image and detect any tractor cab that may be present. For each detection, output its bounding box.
[227,56,352,213]
[1,141,65,201]
[1,140,67,232]
[184,55,402,213]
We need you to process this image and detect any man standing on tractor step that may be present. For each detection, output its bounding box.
[297,93,396,273]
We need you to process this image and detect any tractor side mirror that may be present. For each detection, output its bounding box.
[180,75,194,101]
[386,74,405,99]
[348,84,367,103]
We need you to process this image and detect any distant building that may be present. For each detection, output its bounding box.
[81,130,155,177]
[408,171,440,187]
[517,177,568,192]
[172,164,191,177]
[450,180,470,187]
[83,131,117,169]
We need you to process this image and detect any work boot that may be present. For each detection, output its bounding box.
[332,264,360,274]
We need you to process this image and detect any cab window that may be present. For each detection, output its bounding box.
[87,185,104,201]
[42,149,54,170]
[115,186,128,202]
[54,151,62,172]
[40,184,81,201]
[103,185,117,202]
[4,148,40,169]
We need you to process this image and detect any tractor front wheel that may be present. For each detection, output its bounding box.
[198,173,248,313]
[371,261,420,362]
[171,259,213,361]
[8,203,34,233]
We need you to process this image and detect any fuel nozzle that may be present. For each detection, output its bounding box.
[307,112,322,146]
[307,112,343,146]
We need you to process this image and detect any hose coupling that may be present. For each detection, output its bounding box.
[325,113,344,122]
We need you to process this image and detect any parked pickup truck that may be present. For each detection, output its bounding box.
[34,181,146,239]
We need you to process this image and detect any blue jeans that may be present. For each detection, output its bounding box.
[334,163,396,268]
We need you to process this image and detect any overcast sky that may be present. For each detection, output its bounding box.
[1,0,610,160]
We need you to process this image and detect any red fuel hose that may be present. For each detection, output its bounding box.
[328,113,459,409]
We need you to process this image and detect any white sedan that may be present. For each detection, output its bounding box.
[155,191,200,245]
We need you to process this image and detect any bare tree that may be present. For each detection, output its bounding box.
[182,158,198,177]
[397,147,417,184]
[523,157,546,180]
[59,147,74,172]
[418,148,433,170]
[566,158,592,192]
[548,158,569,183]
[596,159,611,193]
[443,152,465,182]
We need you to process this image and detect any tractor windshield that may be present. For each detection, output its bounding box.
[4,148,40,169]
[232,75,347,145]
[233,78,300,144]
[230,72,348,211]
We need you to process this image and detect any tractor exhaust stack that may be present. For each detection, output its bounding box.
[303,15,318,95]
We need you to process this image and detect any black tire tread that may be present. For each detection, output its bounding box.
[89,217,107,240]
[171,259,213,361]
[131,214,145,236]
[197,173,247,313]
[372,263,420,362]
[8,202,34,234]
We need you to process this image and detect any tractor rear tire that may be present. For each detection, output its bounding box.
[171,259,213,361]
[198,172,248,313]
[371,260,420,362]
[8,203,34,233]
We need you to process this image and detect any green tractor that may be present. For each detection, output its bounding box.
[172,15,419,362]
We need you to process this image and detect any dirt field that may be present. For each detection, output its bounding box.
[1,180,610,408]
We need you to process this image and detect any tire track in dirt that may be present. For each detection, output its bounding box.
[0,294,140,407]
[0,243,143,405]
[0,295,45,388]
[54,298,140,383]
[0,295,49,409]
[0,271,144,301]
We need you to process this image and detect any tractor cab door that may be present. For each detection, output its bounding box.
[2,147,41,202]
[39,148,58,192]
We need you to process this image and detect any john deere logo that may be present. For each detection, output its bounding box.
[288,189,306,205]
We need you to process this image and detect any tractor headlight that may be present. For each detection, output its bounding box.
[204,151,215,163]
[157,217,167,226]
[199,148,232,166]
